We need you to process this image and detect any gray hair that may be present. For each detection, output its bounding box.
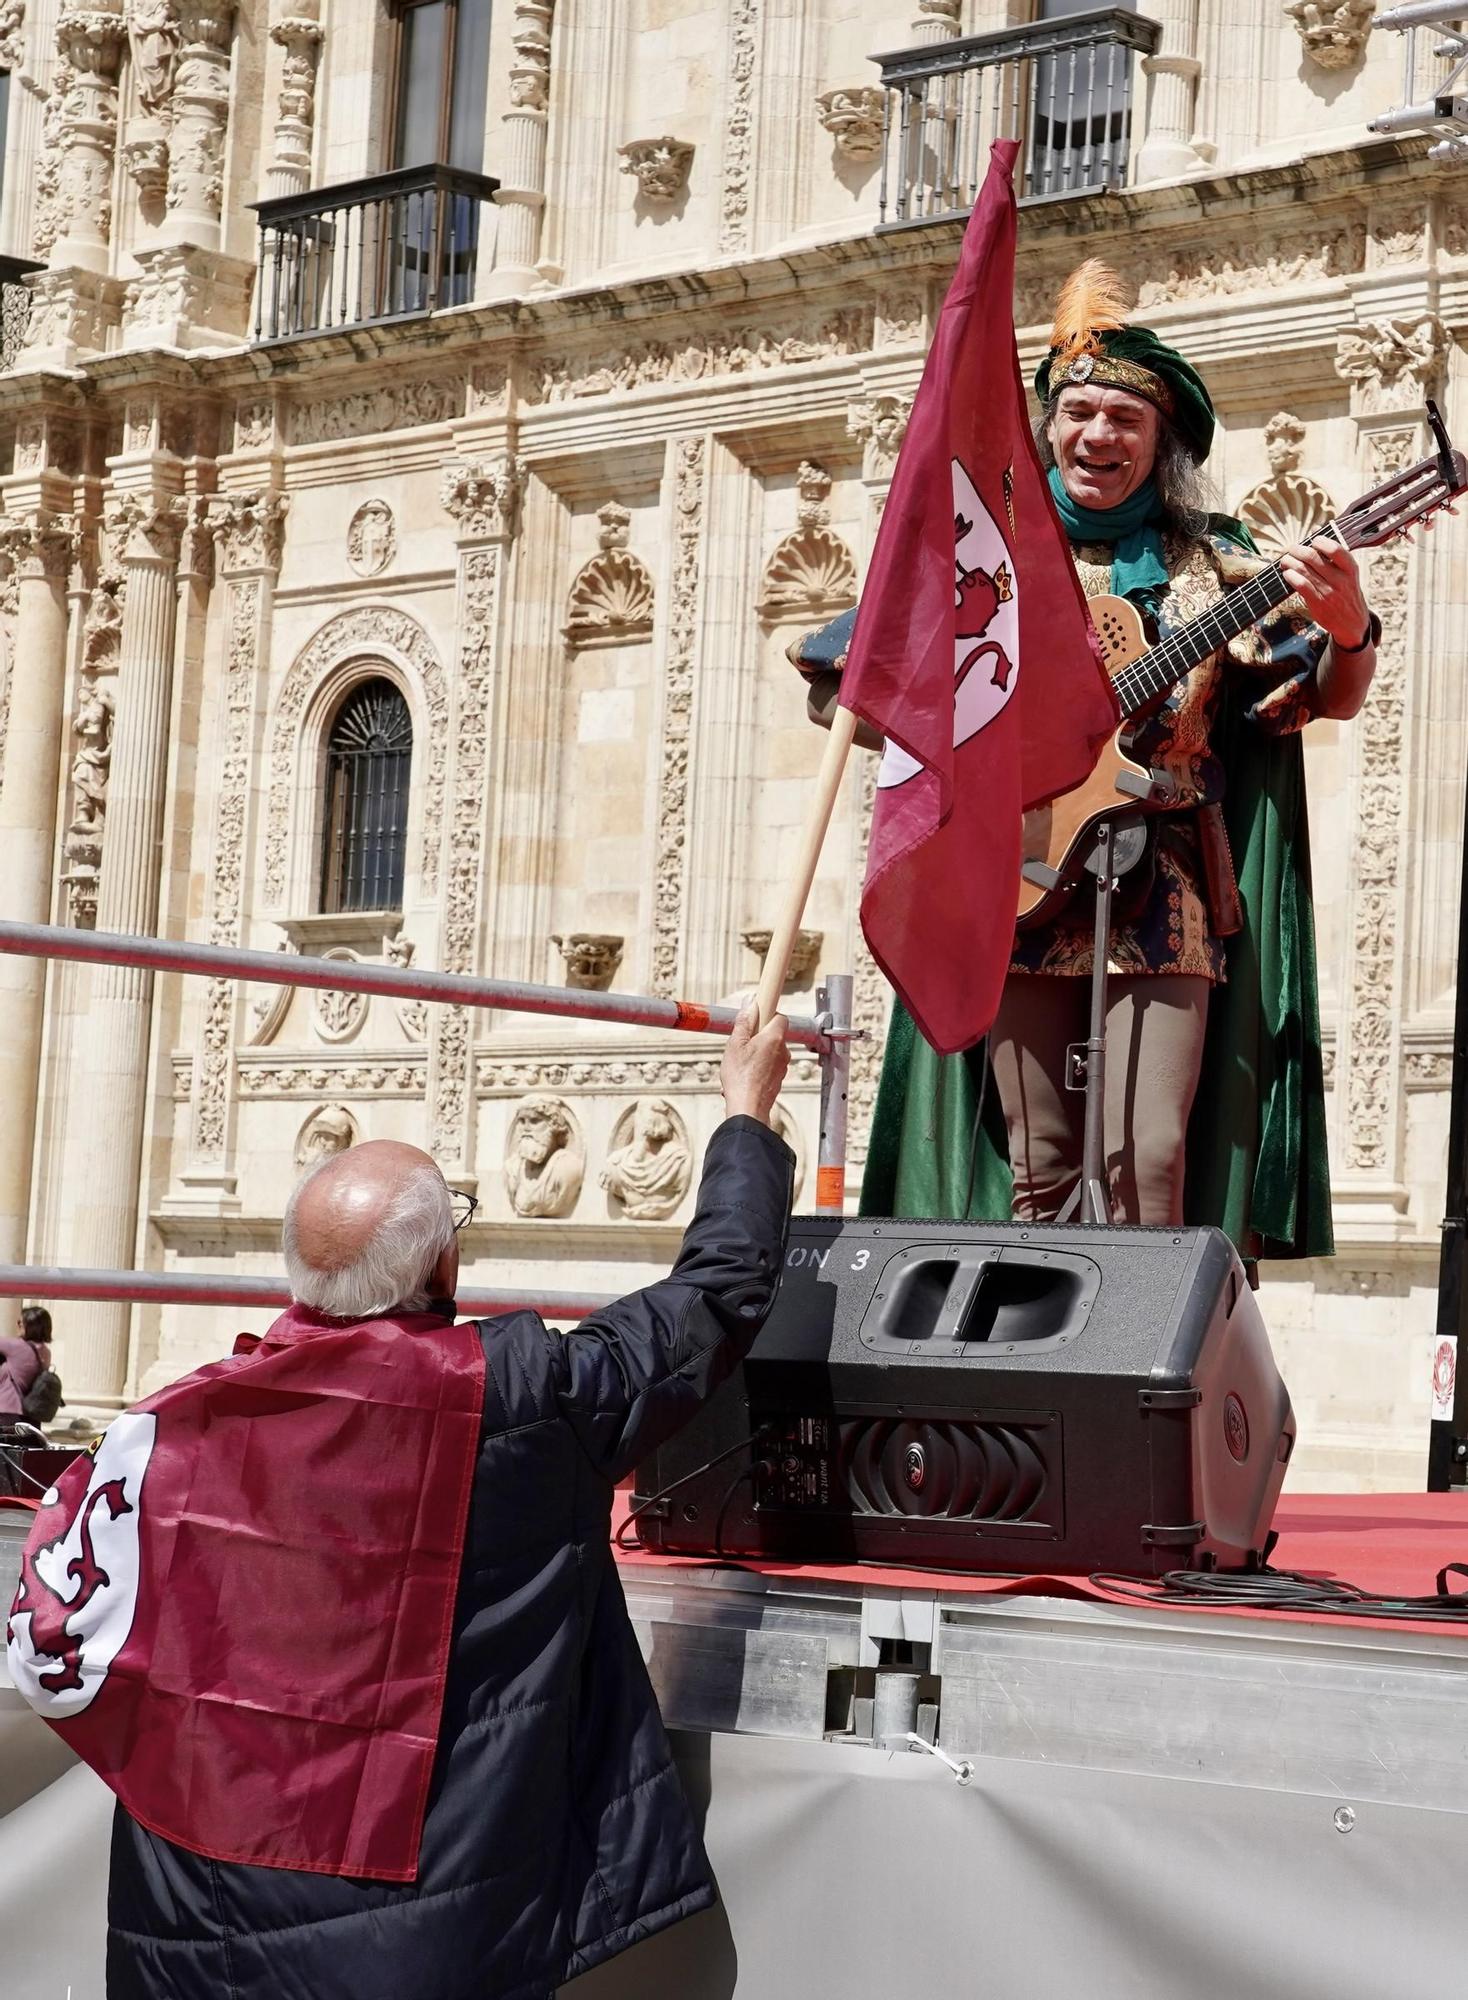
[1036,407,1216,541]
[282,1159,454,1320]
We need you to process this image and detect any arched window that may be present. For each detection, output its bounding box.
[319,678,413,913]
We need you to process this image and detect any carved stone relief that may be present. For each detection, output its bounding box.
[263,608,449,908]
[848,394,913,482]
[246,938,297,1046]
[848,751,886,1170]
[386,932,427,1042]
[347,499,396,578]
[268,0,324,194]
[757,462,858,623]
[62,679,115,929]
[505,1094,585,1218]
[312,950,368,1043]
[552,933,624,990]
[288,379,464,446]
[1335,316,1447,415]
[1285,0,1375,70]
[429,541,504,1171]
[743,926,823,987]
[721,0,758,255]
[600,1098,692,1220]
[816,86,885,162]
[1342,426,1414,1176]
[1236,412,1336,558]
[619,137,694,202]
[532,307,872,404]
[0,2,25,70]
[293,1102,357,1171]
[564,502,654,646]
[440,456,527,543]
[651,437,706,996]
[240,1056,424,1098]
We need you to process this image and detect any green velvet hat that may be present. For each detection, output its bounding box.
[1033,261,1216,463]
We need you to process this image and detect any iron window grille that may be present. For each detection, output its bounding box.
[319,679,413,915]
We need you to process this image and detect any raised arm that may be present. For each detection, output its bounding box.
[551,1006,795,1482]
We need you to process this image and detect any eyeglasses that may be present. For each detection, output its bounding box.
[449,1189,480,1233]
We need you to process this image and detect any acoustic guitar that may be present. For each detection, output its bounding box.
[1017,403,1468,930]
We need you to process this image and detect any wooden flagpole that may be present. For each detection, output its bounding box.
[754,704,860,1028]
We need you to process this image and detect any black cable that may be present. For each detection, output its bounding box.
[1089,1561,1468,1626]
[615,1428,772,1552]
[961,1036,991,1221]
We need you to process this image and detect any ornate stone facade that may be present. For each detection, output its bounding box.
[0,4,1455,1484]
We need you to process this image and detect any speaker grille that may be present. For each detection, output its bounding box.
[837,1418,1049,1523]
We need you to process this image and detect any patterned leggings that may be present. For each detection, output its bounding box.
[989,973,1210,1226]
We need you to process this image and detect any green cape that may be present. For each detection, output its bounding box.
[793,537,1334,1264]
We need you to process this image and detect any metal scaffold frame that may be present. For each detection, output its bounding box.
[0,919,856,1319]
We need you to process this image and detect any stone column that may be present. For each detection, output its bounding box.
[493,0,556,291]
[1330,314,1447,1240]
[63,488,184,1405]
[22,1,128,366]
[433,457,525,1184]
[1135,0,1206,184]
[171,490,288,1212]
[908,0,960,48]
[265,0,324,200]
[0,506,75,1262]
[51,0,126,272]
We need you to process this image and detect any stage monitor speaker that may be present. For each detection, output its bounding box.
[633,1218,1295,1576]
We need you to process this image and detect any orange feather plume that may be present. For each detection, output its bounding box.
[1047,258,1132,365]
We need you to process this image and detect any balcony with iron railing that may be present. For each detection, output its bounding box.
[875,8,1162,229]
[251,164,501,344]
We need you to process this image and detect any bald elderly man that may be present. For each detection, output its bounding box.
[17,1008,792,2000]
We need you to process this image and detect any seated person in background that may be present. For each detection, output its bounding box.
[0,1305,52,1421]
[10,1007,793,2000]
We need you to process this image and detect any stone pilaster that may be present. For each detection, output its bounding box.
[1136,0,1207,184]
[0,503,75,1262]
[265,0,323,200]
[1329,315,1446,1239]
[433,456,525,1183]
[170,489,287,1213]
[63,487,185,1404]
[844,394,911,1171]
[493,0,556,292]
[908,0,960,48]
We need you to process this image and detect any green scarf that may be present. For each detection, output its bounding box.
[1045,465,1169,618]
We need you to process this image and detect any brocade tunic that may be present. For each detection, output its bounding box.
[1008,529,1328,983]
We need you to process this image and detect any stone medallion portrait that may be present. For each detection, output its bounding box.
[347,498,397,577]
[505,1094,585,1219]
[599,1097,692,1221]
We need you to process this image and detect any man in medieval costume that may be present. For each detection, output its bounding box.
[794,262,1378,1263]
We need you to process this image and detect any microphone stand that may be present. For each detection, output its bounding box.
[1055,813,1148,1226]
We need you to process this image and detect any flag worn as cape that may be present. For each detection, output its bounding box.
[839,140,1117,1057]
[6,1304,485,1881]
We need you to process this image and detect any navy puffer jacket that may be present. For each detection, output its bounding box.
[107,1114,794,2000]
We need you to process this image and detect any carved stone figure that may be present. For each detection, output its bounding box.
[599,1098,692,1220]
[347,499,396,577]
[816,86,885,162]
[619,137,695,203]
[294,1103,357,1170]
[563,503,655,645]
[1236,411,1336,559]
[128,0,179,112]
[552,933,624,990]
[505,1094,584,1218]
[1285,0,1375,69]
[69,681,115,833]
[387,931,428,1041]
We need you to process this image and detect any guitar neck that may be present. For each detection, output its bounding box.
[1109,551,1305,718]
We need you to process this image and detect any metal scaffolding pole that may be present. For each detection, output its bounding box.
[0,1263,610,1323]
[0,921,834,1053]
